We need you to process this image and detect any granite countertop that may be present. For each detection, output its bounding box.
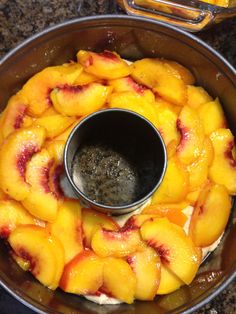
[0,0,236,313]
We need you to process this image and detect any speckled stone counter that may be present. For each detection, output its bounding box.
[0,1,236,313]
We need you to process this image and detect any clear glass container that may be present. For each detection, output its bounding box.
[117,0,236,31]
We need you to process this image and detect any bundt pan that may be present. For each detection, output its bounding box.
[0,15,236,314]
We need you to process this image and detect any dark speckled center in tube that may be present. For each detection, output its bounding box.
[72,142,140,206]
[67,109,166,210]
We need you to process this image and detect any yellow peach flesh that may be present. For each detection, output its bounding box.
[49,199,83,263]
[141,218,201,285]
[22,148,58,222]
[209,128,236,194]
[157,265,184,295]
[190,184,231,247]
[131,58,187,106]
[9,225,64,290]
[0,200,35,238]
[33,115,75,139]
[102,257,136,304]
[51,83,112,116]
[152,157,189,204]
[127,246,161,300]
[60,250,103,295]
[21,63,83,116]
[177,106,205,165]
[82,208,119,248]
[77,50,131,80]
[91,227,142,258]
[0,126,46,201]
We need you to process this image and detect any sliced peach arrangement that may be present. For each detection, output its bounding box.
[189,183,231,247]
[140,218,201,285]
[1,93,32,139]
[108,89,159,127]
[48,199,83,263]
[127,246,161,300]
[33,114,75,139]
[60,250,104,295]
[130,58,188,106]
[176,106,205,165]
[51,83,112,117]
[151,156,189,204]
[21,63,83,116]
[9,225,65,290]
[82,207,119,248]
[0,126,46,201]
[91,226,142,258]
[198,98,226,135]
[77,50,131,79]
[0,199,35,238]
[0,50,234,305]
[187,85,212,109]
[154,100,180,146]
[209,128,236,194]
[22,148,59,222]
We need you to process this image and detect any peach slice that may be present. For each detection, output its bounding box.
[33,115,75,139]
[49,199,83,263]
[167,139,178,158]
[141,218,201,284]
[198,98,226,135]
[21,63,83,116]
[142,205,188,227]
[190,184,231,247]
[155,97,182,115]
[157,265,184,295]
[50,83,112,116]
[186,189,202,205]
[46,140,65,199]
[0,188,9,201]
[152,157,189,204]
[147,201,190,211]
[102,257,136,304]
[187,137,214,192]
[91,226,142,258]
[54,120,80,142]
[187,85,212,109]
[108,76,146,94]
[60,250,103,295]
[209,128,236,194]
[131,58,187,106]
[46,140,65,164]
[123,214,159,230]
[9,225,65,290]
[163,60,195,85]
[127,246,161,300]
[11,252,31,271]
[109,90,158,127]
[0,200,35,238]
[0,126,46,200]
[77,50,131,79]
[82,208,119,247]
[40,106,58,117]
[1,93,33,139]
[176,106,205,165]
[22,149,58,222]
[74,71,98,85]
[155,101,180,146]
